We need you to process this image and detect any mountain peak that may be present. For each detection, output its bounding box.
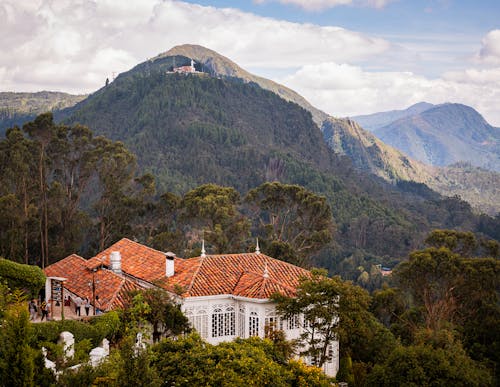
[156,44,248,79]
[149,44,327,125]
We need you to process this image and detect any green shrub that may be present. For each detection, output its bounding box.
[0,258,45,297]
[32,311,122,348]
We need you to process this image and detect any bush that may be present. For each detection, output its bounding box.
[0,258,45,297]
[32,311,122,347]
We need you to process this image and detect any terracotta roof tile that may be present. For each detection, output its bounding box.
[155,253,308,299]
[44,254,143,311]
[86,238,175,282]
[46,239,309,304]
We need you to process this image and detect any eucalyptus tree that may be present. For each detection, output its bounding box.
[245,182,334,266]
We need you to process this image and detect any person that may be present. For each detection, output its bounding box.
[40,300,49,321]
[75,296,82,316]
[84,297,91,316]
[28,299,38,321]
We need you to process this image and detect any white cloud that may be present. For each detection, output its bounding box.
[0,0,390,94]
[1,0,498,128]
[280,62,500,126]
[254,0,393,11]
[477,29,500,65]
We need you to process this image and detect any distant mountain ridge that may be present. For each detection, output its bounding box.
[353,102,434,132]
[0,91,85,134]
[1,45,498,214]
[354,102,500,172]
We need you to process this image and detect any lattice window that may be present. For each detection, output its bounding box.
[249,311,259,337]
[286,314,300,330]
[211,306,235,337]
[238,306,246,337]
[264,315,282,334]
[190,310,208,339]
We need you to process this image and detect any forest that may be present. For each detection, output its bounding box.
[1,229,498,386]
[0,113,499,385]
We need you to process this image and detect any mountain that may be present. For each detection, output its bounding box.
[372,103,500,171]
[142,44,328,125]
[1,45,498,215]
[352,102,434,132]
[0,91,85,134]
[56,46,500,261]
[321,116,434,183]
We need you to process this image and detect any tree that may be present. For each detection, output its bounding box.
[92,137,137,251]
[0,289,36,387]
[272,269,342,368]
[396,247,463,332]
[23,113,57,267]
[46,123,97,260]
[0,127,38,263]
[181,184,250,253]
[245,182,334,266]
[122,289,190,342]
[367,342,493,386]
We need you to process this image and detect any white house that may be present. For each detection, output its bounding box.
[45,238,339,376]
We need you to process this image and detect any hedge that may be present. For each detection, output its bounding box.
[0,258,45,297]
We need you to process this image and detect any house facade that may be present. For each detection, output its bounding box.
[44,238,339,376]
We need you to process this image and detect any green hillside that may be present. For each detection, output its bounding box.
[0,91,85,134]
[58,64,498,277]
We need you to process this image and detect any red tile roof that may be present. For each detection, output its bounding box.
[46,239,310,307]
[44,253,143,311]
[86,238,172,282]
[161,252,309,299]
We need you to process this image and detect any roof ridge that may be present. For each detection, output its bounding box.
[257,276,268,299]
[96,237,174,259]
[186,256,206,295]
[107,277,127,311]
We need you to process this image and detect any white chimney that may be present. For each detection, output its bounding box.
[110,251,122,275]
[165,252,175,277]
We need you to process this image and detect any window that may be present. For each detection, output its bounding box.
[249,311,259,337]
[238,306,246,337]
[212,306,235,337]
[264,316,281,334]
[192,311,208,338]
[286,314,300,330]
[186,308,209,339]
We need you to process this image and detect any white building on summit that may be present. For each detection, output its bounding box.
[44,237,340,377]
[172,58,196,74]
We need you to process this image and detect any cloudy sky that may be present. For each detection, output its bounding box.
[2,0,500,125]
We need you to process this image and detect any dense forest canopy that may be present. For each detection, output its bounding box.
[0,112,499,283]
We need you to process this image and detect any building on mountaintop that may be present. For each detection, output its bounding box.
[43,237,339,376]
[172,58,196,74]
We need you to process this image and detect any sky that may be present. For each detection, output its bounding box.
[2,0,500,125]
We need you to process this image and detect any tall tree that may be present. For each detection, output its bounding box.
[0,127,38,263]
[23,113,56,267]
[47,124,97,259]
[181,184,249,253]
[245,182,334,266]
[92,137,137,251]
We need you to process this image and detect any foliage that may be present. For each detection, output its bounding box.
[272,269,338,367]
[246,182,334,266]
[0,289,36,387]
[181,183,250,253]
[121,288,191,342]
[151,333,333,386]
[0,258,45,297]
[367,342,493,386]
[32,311,122,347]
